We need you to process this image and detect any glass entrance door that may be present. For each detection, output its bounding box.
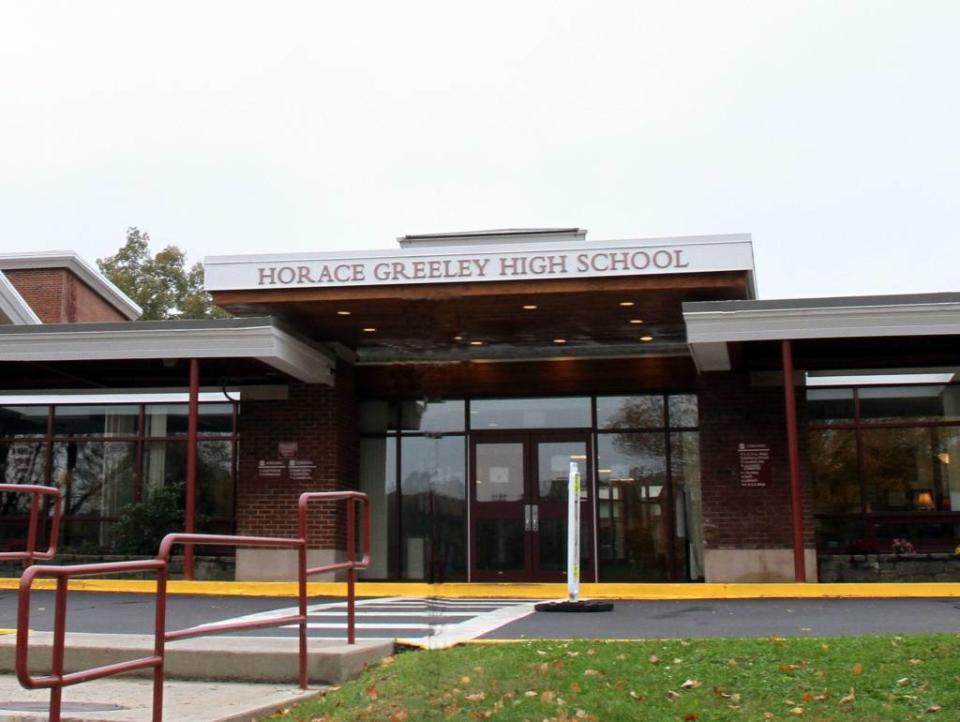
[470,432,592,582]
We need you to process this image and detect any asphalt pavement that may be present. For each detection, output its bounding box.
[2,591,960,643]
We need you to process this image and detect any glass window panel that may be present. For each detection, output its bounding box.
[806,388,855,425]
[470,397,590,430]
[475,442,524,502]
[538,517,591,572]
[668,395,699,428]
[537,441,588,502]
[596,432,669,581]
[0,406,48,437]
[0,440,47,513]
[859,385,960,423]
[54,405,138,437]
[399,436,466,581]
[143,441,186,496]
[144,403,233,437]
[815,517,867,555]
[358,401,398,434]
[670,432,703,581]
[358,436,397,579]
[400,400,465,434]
[476,519,525,571]
[872,519,960,553]
[197,440,235,532]
[809,429,861,513]
[596,396,665,430]
[52,441,136,551]
[862,427,960,513]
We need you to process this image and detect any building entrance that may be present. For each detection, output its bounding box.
[470,431,592,582]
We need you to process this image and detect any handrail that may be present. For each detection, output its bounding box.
[14,490,370,722]
[0,484,62,563]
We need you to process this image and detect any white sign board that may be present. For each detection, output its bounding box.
[204,235,754,291]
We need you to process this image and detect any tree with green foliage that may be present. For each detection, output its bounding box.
[97,227,228,320]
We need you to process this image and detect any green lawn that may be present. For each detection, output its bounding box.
[269,635,960,721]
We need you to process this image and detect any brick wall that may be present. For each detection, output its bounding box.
[4,268,127,323]
[698,371,815,551]
[236,360,358,550]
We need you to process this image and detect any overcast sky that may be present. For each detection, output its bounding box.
[1,1,957,299]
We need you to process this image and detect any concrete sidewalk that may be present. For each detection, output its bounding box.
[0,676,323,722]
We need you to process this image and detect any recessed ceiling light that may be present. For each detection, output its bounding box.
[362,327,377,333]
[336,310,351,316]
[629,319,644,325]
[523,304,538,310]
[469,340,484,346]
[640,335,654,342]
[619,301,635,307]
[453,335,463,341]
[553,338,567,344]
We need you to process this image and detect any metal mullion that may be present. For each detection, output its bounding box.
[134,405,145,503]
[663,394,677,581]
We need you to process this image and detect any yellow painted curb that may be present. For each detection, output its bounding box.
[1,578,960,599]
[0,628,15,636]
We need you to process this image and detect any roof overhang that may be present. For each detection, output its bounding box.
[684,293,960,372]
[0,251,142,320]
[0,317,334,385]
[0,272,41,325]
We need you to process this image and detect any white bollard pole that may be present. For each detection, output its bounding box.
[567,461,581,603]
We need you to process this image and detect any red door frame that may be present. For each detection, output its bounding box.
[469,430,593,582]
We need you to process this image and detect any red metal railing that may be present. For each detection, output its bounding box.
[15,490,369,722]
[0,484,62,563]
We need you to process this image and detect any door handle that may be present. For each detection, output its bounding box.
[531,505,539,532]
[524,504,532,531]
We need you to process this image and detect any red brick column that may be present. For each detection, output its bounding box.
[234,360,357,578]
[697,371,816,582]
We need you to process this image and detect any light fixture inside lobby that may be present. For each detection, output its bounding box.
[640,335,654,342]
[523,304,538,310]
[629,319,644,325]
[469,340,484,346]
[362,327,377,333]
[619,301,635,307]
[453,335,463,341]
[336,310,351,316]
[553,338,567,344]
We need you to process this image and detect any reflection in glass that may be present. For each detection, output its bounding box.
[358,436,396,579]
[671,432,703,581]
[475,443,524,502]
[358,401,398,434]
[596,432,670,581]
[53,405,138,437]
[809,429,860,513]
[859,385,960,423]
[401,400,465,433]
[145,403,233,436]
[596,396,664,430]
[0,406,49,437]
[476,519,525,571]
[668,395,699,428]
[537,442,587,502]
[470,397,590,430]
[806,388,855,424]
[197,440,235,533]
[400,436,466,581]
[862,427,960,513]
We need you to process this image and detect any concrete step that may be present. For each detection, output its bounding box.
[0,632,392,685]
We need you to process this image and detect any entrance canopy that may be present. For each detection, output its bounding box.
[206,232,757,364]
[0,317,335,391]
[684,293,960,373]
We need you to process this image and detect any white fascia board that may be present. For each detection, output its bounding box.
[684,301,960,344]
[0,251,142,320]
[687,341,731,373]
[203,233,754,291]
[0,272,41,324]
[0,324,333,385]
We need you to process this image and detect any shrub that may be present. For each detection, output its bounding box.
[112,483,186,555]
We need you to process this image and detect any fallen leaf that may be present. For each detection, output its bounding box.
[541,690,556,704]
[587,648,597,656]
[910,659,923,665]
[365,685,379,701]
[927,705,943,713]
[840,688,856,704]
[681,679,702,689]
[465,692,485,702]
[789,707,804,716]
[649,655,661,665]
[524,691,538,698]
[381,656,395,666]
[444,705,459,715]
[389,711,408,722]
[570,682,581,693]
[727,658,738,668]
[567,651,580,657]
[684,713,701,721]
[851,663,864,676]
[779,664,801,673]
[616,653,627,661]
[897,677,911,686]
[584,669,602,677]
[730,693,742,703]
[666,690,681,702]
[553,660,565,670]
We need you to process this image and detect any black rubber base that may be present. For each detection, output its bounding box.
[534,600,614,613]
